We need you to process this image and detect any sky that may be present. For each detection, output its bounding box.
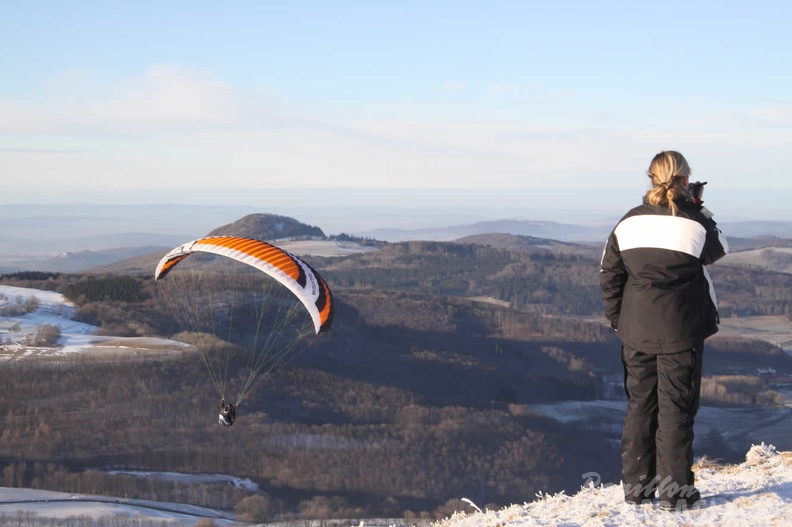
[2,1,792,222]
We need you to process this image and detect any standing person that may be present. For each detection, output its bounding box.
[599,150,729,510]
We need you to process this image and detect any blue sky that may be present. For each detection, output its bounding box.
[1,1,791,221]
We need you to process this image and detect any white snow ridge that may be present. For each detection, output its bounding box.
[436,444,792,527]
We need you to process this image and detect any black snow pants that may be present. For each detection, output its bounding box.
[620,342,703,503]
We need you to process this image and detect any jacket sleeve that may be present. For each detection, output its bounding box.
[599,231,627,330]
[698,207,729,265]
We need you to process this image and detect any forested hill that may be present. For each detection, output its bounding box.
[317,240,602,316]
[454,232,601,258]
[207,212,325,239]
[313,236,792,319]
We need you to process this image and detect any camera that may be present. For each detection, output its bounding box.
[688,181,707,204]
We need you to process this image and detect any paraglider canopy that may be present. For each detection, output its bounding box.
[155,236,333,334]
[154,235,334,412]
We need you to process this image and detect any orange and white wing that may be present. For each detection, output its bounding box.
[155,236,333,334]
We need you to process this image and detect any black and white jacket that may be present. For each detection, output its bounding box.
[599,197,729,354]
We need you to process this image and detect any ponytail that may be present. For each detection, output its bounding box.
[644,151,691,216]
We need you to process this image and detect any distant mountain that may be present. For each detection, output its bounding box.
[87,214,358,275]
[356,219,792,245]
[726,235,792,253]
[721,246,792,274]
[2,213,332,273]
[455,233,602,258]
[721,221,792,239]
[354,219,613,243]
[2,246,172,274]
[0,231,187,256]
[458,233,792,275]
[5,202,792,273]
[207,213,325,240]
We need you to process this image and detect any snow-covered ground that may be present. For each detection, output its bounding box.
[528,399,792,452]
[0,284,97,354]
[2,444,790,526]
[0,486,237,525]
[104,470,259,492]
[435,443,792,527]
[0,284,192,360]
[276,238,380,257]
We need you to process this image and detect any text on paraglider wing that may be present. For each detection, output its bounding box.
[308,272,317,296]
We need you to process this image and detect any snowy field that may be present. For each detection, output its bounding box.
[436,443,792,527]
[104,470,259,492]
[276,238,380,257]
[0,284,193,361]
[0,486,236,526]
[0,284,98,356]
[527,399,792,452]
[717,314,792,350]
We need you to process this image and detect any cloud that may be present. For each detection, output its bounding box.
[489,83,517,93]
[0,147,90,154]
[442,81,465,91]
[0,65,241,136]
[2,66,791,193]
[94,65,238,125]
[752,103,792,125]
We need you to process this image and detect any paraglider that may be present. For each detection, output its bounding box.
[154,236,334,425]
[219,399,236,427]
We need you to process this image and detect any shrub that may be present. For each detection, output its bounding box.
[31,324,61,347]
[234,494,279,522]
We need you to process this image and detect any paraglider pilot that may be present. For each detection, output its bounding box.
[219,399,236,427]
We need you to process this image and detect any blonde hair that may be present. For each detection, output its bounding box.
[645,150,691,215]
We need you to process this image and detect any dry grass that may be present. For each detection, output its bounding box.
[717,315,792,348]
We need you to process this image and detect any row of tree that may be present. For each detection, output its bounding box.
[0,356,620,521]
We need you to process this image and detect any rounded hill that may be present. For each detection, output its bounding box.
[207,213,325,240]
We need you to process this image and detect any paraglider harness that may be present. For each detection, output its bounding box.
[219,399,236,427]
